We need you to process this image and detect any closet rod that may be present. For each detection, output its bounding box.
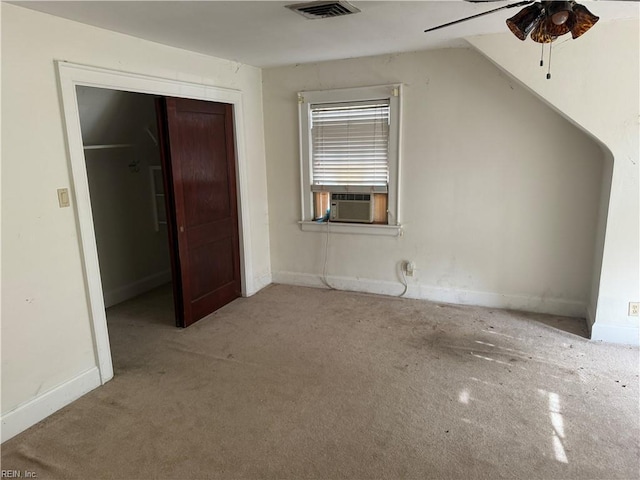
[83,144,134,150]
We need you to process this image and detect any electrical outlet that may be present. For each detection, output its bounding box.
[629,302,639,317]
[404,261,415,277]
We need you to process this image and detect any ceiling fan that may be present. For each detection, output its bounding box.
[424,1,600,78]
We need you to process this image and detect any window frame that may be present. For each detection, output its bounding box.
[298,84,402,232]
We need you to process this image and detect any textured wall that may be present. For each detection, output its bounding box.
[263,48,603,316]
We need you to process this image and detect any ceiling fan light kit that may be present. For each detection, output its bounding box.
[509,1,599,44]
[425,0,599,80]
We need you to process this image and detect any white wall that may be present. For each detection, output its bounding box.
[78,88,171,306]
[1,3,271,421]
[468,19,639,345]
[263,48,604,318]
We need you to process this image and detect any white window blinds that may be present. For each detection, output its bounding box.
[311,100,390,192]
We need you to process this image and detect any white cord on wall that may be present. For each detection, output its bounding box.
[399,261,408,297]
[320,219,409,297]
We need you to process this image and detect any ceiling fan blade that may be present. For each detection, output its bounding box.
[424,0,534,33]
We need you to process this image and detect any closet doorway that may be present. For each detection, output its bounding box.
[58,61,253,384]
[77,86,241,331]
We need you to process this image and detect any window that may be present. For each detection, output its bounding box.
[298,85,401,230]
[311,101,389,190]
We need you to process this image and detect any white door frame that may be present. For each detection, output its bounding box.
[57,61,255,384]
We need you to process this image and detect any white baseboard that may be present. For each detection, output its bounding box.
[272,271,586,318]
[103,269,172,308]
[416,284,585,318]
[590,322,640,346]
[247,272,273,297]
[272,271,327,290]
[586,304,596,335]
[1,367,101,443]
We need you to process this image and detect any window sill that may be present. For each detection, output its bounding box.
[299,221,402,237]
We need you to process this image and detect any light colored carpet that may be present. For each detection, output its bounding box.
[2,284,639,479]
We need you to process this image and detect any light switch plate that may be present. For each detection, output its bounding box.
[57,188,70,208]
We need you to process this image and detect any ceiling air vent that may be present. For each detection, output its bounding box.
[286,1,361,19]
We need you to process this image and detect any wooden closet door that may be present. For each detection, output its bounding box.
[158,97,241,327]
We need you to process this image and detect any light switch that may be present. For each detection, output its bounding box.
[57,188,70,208]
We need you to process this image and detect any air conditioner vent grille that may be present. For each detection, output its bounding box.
[286,1,361,19]
[329,192,374,223]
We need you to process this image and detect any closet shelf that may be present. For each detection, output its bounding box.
[83,144,134,150]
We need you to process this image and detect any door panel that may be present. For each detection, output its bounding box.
[158,97,241,327]
[189,238,235,299]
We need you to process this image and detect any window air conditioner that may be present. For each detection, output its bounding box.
[329,193,374,223]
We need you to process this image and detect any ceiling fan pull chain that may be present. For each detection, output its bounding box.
[540,43,545,67]
[546,41,553,79]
